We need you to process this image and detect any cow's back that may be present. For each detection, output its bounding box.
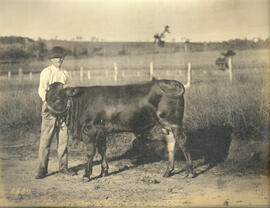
[73,83,155,131]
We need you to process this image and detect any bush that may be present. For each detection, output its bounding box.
[118,49,128,56]
[0,48,32,60]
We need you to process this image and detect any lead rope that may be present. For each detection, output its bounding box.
[54,98,72,132]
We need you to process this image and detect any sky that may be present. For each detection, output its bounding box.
[0,0,269,42]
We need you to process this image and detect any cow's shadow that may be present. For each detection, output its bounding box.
[69,125,233,177]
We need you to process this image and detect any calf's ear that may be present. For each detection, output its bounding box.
[64,87,80,97]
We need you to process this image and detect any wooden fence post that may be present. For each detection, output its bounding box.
[150,62,153,80]
[114,63,118,81]
[228,58,232,83]
[8,71,11,80]
[80,66,83,81]
[87,70,91,80]
[18,68,23,80]
[184,62,191,89]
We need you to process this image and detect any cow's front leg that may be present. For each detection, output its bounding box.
[163,129,175,177]
[97,133,109,177]
[83,142,96,181]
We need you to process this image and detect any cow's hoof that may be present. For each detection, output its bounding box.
[185,172,196,178]
[82,175,91,182]
[35,172,47,179]
[98,169,109,178]
[102,169,109,177]
[163,169,173,177]
[59,168,77,176]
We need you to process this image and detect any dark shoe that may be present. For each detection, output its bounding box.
[35,170,47,179]
[59,168,77,176]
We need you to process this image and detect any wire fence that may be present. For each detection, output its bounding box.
[0,60,236,87]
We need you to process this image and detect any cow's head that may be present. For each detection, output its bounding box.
[46,82,80,114]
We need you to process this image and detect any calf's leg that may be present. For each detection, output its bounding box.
[97,133,109,177]
[172,126,194,178]
[83,142,96,181]
[163,129,176,177]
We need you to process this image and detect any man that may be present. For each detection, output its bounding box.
[35,46,74,179]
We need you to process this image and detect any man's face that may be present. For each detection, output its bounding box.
[50,57,64,68]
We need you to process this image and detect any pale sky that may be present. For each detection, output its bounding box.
[0,0,269,42]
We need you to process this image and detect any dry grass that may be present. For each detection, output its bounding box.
[0,49,269,73]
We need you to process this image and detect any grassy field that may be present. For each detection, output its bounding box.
[0,49,269,142]
[0,49,269,74]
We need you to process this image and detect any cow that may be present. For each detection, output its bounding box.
[45,77,194,181]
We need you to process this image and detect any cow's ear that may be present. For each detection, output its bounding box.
[64,87,80,97]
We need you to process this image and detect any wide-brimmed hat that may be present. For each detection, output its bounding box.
[48,46,66,59]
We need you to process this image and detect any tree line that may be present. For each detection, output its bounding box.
[0,36,269,62]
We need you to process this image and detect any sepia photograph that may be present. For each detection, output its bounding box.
[0,0,269,207]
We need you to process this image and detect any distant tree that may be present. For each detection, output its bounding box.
[0,48,31,61]
[264,37,270,48]
[118,49,128,56]
[35,38,47,59]
[184,38,190,52]
[153,25,170,47]
[91,36,99,42]
[72,46,88,57]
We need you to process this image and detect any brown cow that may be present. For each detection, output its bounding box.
[45,78,194,181]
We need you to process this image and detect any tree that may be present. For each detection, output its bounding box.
[35,38,47,59]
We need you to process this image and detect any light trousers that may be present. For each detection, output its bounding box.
[37,102,69,173]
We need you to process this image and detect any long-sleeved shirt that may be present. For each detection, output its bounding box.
[38,64,70,102]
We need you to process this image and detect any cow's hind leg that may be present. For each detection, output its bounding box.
[83,142,96,181]
[163,129,176,177]
[97,133,109,177]
[172,126,194,178]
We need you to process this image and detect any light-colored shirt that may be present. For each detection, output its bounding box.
[38,64,70,101]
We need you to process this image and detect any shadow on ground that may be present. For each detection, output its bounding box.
[186,125,233,165]
[69,125,233,176]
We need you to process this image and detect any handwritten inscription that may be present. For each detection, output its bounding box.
[9,187,32,196]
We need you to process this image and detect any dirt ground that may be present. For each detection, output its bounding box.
[0,129,269,207]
